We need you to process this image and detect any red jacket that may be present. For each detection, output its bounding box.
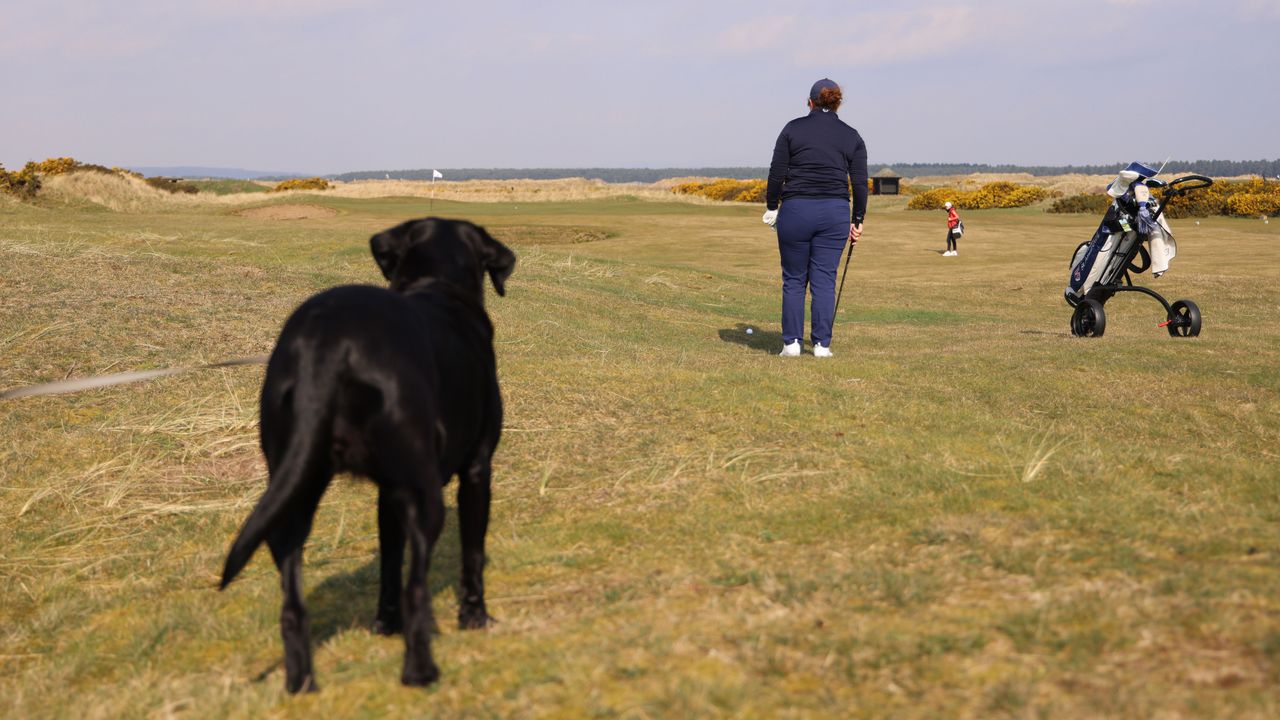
[946,207,960,229]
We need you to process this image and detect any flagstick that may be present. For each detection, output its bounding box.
[430,175,435,215]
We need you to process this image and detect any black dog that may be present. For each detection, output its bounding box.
[220,217,515,692]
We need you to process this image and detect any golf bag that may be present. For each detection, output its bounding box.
[1063,162,1213,337]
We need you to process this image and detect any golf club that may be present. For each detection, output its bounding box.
[834,236,857,318]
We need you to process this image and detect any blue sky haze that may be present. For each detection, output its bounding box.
[3,0,1276,173]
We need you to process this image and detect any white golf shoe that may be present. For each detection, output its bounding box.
[779,340,801,357]
[813,343,833,358]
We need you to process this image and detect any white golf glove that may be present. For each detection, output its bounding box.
[762,209,779,227]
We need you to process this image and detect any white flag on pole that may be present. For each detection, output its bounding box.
[432,169,443,179]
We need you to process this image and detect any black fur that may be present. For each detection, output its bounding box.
[221,217,515,692]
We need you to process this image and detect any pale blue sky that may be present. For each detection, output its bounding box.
[3,0,1276,174]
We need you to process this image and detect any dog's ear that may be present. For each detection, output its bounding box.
[469,224,516,296]
[370,220,431,281]
[369,225,408,281]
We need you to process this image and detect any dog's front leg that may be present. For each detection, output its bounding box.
[399,484,445,686]
[457,456,494,629]
[373,489,405,635]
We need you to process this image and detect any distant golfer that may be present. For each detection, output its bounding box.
[762,78,868,358]
[943,201,962,256]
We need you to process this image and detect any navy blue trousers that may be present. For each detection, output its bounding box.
[776,198,849,346]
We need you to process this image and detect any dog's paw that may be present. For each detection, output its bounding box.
[285,673,318,694]
[458,604,494,630]
[372,612,402,636]
[401,661,440,687]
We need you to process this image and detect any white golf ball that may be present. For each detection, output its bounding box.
[746,328,754,335]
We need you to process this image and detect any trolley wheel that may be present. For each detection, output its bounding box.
[1071,298,1106,337]
[1166,299,1201,337]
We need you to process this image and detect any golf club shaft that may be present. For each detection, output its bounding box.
[834,239,856,317]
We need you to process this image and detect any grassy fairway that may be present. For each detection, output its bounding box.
[1,191,1278,718]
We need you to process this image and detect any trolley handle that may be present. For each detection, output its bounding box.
[1163,174,1214,196]
[1151,174,1213,224]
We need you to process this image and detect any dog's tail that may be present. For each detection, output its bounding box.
[220,360,334,590]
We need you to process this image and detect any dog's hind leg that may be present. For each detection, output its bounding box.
[369,420,446,687]
[262,408,333,694]
[265,449,332,694]
[457,452,495,629]
[373,488,405,635]
[267,505,324,694]
[397,480,445,686]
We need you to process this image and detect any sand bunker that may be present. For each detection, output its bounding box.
[236,204,338,220]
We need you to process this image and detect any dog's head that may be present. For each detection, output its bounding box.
[369,218,516,301]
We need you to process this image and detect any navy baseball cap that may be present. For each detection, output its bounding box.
[809,78,839,101]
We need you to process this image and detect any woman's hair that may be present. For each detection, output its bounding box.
[813,85,842,110]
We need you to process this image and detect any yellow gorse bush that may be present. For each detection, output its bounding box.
[32,157,83,176]
[272,177,333,192]
[674,178,911,204]
[1226,192,1280,217]
[672,178,766,203]
[0,163,42,198]
[1038,178,1280,218]
[1161,177,1280,218]
[907,182,1052,210]
[29,157,127,176]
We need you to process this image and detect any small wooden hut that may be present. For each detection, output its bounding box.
[871,167,902,195]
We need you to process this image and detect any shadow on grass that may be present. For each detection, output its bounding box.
[252,506,463,683]
[718,323,783,354]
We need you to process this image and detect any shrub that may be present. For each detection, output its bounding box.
[32,157,80,175]
[144,177,200,194]
[0,163,41,199]
[672,178,766,203]
[272,177,332,192]
[187,179,271,195]
[1048,193,1113,214]
[30,157,120,177]
[1161,177,1280,218]
[1226,192,1280,217]
[907,182,1051,210]
[1045,178,1280,218]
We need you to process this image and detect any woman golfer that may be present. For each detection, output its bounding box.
[944,201,962,256]
[763,78,868,357]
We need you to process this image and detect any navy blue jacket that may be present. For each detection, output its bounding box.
[766,108,868,224]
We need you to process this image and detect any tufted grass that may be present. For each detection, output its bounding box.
[1,188,1278,718]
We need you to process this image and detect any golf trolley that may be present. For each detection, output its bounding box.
[1064,162,1213,337]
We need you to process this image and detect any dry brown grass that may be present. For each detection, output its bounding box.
[235,204,339,220]
[328,178,683,203]
[39,171,173,212]
[31,172,726,212]
[39,171,277,211]
[2,192,1279,717]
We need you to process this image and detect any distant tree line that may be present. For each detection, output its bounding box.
[321,160,1278,184]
